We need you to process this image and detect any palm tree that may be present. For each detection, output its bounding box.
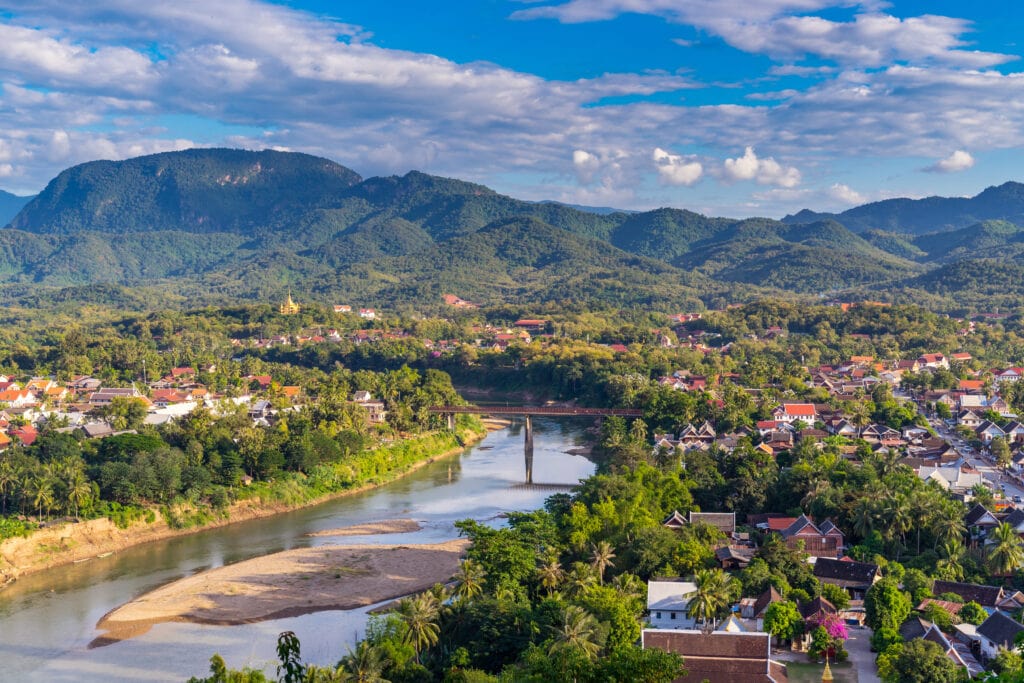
[0,460,16,515]
[566,562,596,597]
[850,497,876,540]
[590,541,616,584]
[988,522,1024,576]
[537,558,564,597]
[549,605,601,660]
[66,469,91,519]
[398,592,440,665]
[340,641,389,683]
[27,475,54,520]
[687,568,738,630]
[453,559,486,603]
[931,508,966,550]
[936,540,965,581]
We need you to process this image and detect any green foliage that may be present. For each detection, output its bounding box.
[864,578,912,632]
[879,638,960,683]
[820,583,850,611]
[958,601,988,626]
[764,601,804,642]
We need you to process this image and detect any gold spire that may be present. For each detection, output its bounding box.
[280,290,300,315]
[821,654,834,682]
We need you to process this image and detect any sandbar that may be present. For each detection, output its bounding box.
[92,539,468,647]
[306,518,422,537]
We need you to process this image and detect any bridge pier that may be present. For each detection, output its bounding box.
[446,412,456,431]
[524,414,533,485]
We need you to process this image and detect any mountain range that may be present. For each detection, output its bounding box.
[3,148,1024,313]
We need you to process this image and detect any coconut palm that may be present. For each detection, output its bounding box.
[850,497,876,540]
[453,559,486,603]
[549,605,601,660]
[537,558,564,596]
[340,640,389,683]
[66,469,91,519]
[398,592,440,665]
[27,474,54,520]
[936,540,965,581]
[566,562,597,597]
[590,540,616,584]
[931,508,966,550]
[687,568,738,630]
[988,522,1024,576]
[0,460,16,515]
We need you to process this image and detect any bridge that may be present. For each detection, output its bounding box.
[429,405,643,484]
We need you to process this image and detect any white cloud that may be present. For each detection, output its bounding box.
[572,149,601,183]
[926,149,975,173]
[827,182,866,204]
[652,147,703,186]
[514,2,1016,68]
[723,147,800,187]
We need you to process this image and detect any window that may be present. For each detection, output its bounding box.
[655,612,661,619]
[670,612,677,620]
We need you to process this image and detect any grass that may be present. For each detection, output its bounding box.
[785,661,858,683]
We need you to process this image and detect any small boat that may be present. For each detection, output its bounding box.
[73,557,92,564]
[97,551,114,559]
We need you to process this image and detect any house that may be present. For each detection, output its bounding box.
[799,595,836,624]
[932,580,1024,613]
[646,580,699,629]
[976,420,1006,444]
[678,421,716,446]
[813,558,881,599]
[957,409,984,428]
[353,392,387,424]
[918,466,983,494]
[88,387,141,407]
[918,353,950,370]
[689,511,737,536]
[81,422,115,439]
[900,616,983,675]
[964,504,1000,541]
[334,305,352,313]
[716,545,756,569]
[0,389,34,407]
[772,403,817,425]
[977,611,1024,660]
[248,400,274,420]
[776,515,843,559]
[9,424,36,446]
[1003,422,1024,445]
[739,586,785,630]
[662,510,688,530]
[359,308,376,319]
[641,630,786,683]
[513,319,547,332]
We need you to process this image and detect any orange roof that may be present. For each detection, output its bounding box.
[0,390,28,402]
[782,403,816,416]
[960,380,984,390]
[767,517,798,531]
[281,386,301,397]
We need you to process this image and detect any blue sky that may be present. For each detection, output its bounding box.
[0,1,1022,217]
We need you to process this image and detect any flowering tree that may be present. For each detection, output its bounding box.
[808,613,848,660]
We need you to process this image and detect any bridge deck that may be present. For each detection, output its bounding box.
[428,405,642,417]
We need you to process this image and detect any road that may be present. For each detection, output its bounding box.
[928,418,1024,501]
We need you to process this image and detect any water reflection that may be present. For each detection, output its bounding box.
[0,418,594,681]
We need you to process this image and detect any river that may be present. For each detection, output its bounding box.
[0,419,594,682]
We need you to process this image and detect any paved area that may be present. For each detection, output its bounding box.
[844,627,880,683]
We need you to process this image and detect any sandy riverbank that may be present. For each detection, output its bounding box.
[306,518,421,537]
[91,539,469,647]
[0,428,487,584]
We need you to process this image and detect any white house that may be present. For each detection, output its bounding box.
[977,611,1024,660]
[647,580,698,629]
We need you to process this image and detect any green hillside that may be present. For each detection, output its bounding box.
[4,148,1024,312]
[0,190,32,227]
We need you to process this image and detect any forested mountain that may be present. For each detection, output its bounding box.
[0,190,32,227]
[784,181,1024,235]
[2,148,1024,313]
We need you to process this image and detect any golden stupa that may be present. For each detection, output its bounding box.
[280,291,301,315]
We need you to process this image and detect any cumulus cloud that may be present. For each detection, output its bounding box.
[572,149,602,183]
[926,149,975,173]
[827,182,867,204]
[652,147,703,186]
[514,1,1015,68]
[723,147,800,187]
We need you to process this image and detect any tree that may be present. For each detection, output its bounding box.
[763,601,804,643]
[994,437,1013,471]
[864,578,911,632]
[989,522,1024,576]
[820,583,850,611]
[882,639,959,683]
[453,559,486,603]
[340,641,389,683]
[687,568,739,629]
[398,593,440,665]
[958,600,988,626]
[537,558,564,597]
[549,605,602,660]
[590,540,616,584]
